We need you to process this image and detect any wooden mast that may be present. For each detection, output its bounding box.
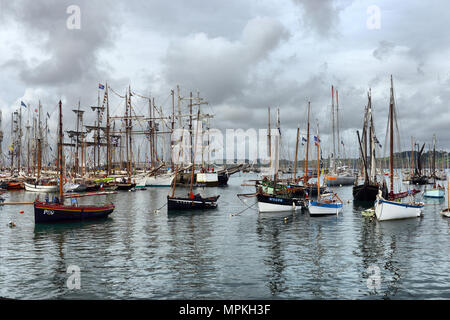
[304,101,310,183]
[58,100,64,202]
[106,83,111,176]
[293,127,299,181]
[316,124,320,202]
[389,75,394,195]
[267,107,271,169]
[189,107,201,197]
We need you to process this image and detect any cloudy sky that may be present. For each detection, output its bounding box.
[1,0,449,162]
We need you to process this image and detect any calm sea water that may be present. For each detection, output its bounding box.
[0,173,449,300]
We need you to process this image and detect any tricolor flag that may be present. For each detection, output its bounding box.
[21,101,27,108]
[99,83,105,90]
[314,136,320,146]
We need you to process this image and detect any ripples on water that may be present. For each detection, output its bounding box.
[0,173,449,300]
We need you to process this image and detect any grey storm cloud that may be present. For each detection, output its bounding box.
[1,0,450,160]
[162,17,290,104]
[292,0,354,37]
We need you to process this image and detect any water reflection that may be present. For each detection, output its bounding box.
[256,212,291,296]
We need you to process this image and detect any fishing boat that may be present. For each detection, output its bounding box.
[7,181,24,190]
[308,123,343,216]
[423,186,445,198]
[145,173,174,187]
[34,100,115,224]
[374,76,424,221]
[167,108,219,211]
[25,181,58,192]
[256,108,303,213]
[196,170,219,187]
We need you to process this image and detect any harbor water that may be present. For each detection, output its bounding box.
[0,173,449,299]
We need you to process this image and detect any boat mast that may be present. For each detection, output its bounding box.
[189,108,201,197]
[106,83,111,176]
[331,85,336,173]
[58,100,64,203]
[293,127,299,181]
[304,101,310,184]
[171,89,175,171]
[389,75,394,195]
[316,123,320,201]
[336,89,340,162]
[267,107,271,169]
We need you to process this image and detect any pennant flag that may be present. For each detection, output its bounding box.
[20,101,27,108]
[49,146,52,151]
[47,112,50,118]
[302,137,307,142]
[99,83,105,90]
[35,108,38,113]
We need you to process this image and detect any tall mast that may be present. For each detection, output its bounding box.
[171,89,175,171]
[189,108,201,196]
[316,123,320,201]
[336,89,340,159]
[148,95,153,169]
[106,83,111,175]
[304,101,311,183]
[389,75,394,194]
[294,127,299,180]
[331,85,336,172]
[267,107,271,169]
[58,100,64,202]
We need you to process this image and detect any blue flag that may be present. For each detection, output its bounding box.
[302,137,307,142]
[21,101,27,108]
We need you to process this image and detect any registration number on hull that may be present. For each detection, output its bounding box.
[43,209,55,215]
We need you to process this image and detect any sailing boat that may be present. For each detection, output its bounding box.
[257,131,303,212]
[424,135,445,198]
[167,108,219,211]
[353,90,388,202]
[374,76,424,221]
[33,101,115,223]
[24,101,58,193]
[308,123,343,215]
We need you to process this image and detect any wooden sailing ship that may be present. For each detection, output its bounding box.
[308,123,343,215]
[353,89,388,202]
[33,101,115,224]
[374,76,424,221]
[167,108,219,211]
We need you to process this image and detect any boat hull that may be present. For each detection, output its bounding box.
[374,199,423,221]
[167,195,219,211]
[24,182,58,192]
[308,200,343,215]
[423,188,445,198]
[145,174,174,187]
[326,175,355,186]
[34,201,115,223]
[353,183,386,202]
[116,183,136,191]
[257,193,301,213]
